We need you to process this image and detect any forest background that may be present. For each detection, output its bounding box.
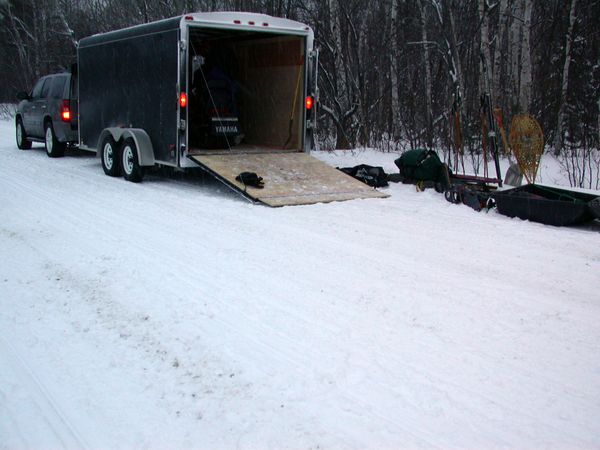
[1,0,598,187]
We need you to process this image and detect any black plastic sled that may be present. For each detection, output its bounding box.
[492,184,600,226]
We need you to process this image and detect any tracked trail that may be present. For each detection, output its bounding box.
[0,336,90,450]
[1,124,600,448]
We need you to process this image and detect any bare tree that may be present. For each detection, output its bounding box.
[418,0,433,149]
[492,0,509,107]
[0,0,597,184]
[390,0,400,139]
[518,0,533,113]
[554,0,577,156]
[478,0,491,93]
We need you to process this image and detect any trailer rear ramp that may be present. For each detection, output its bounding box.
[189,152,389,207]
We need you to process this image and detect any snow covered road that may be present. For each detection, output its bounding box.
[1,118,600,449]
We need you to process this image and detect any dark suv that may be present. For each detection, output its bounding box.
[15,72,78,157]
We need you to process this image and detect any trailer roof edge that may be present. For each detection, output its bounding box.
[78,12,312,49]
[182,11,312,35]
[79,16,182,48]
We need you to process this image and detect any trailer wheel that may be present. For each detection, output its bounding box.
[121,138,144,182]
[44,121,65,158]
[101,135,121,177]
[16,117,32,150]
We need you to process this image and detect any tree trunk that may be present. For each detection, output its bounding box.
[328,0,344,97]
[327,0,349,149]
[554,0,578,156]
[430,0,464,156]
[357,12,369,146]
[447,1,465,106]
[492,0,509,107]
[335,122,350,149]
[518,0,533,113]
[390,0,401,139]
[508,0,523,113]
[479,0,491,94]
[418,0,433,149]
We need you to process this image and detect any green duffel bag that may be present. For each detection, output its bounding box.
[394,149,445,183]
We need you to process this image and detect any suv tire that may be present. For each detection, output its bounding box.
[44,121,66,157]
[16,117,32,150]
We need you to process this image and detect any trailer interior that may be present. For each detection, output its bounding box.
[187,28,306,153]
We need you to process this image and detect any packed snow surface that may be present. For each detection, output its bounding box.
[1,118,599,449]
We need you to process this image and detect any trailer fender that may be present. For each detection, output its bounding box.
[97,128,155,167]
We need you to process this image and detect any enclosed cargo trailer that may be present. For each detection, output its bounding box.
[77,12,387,206]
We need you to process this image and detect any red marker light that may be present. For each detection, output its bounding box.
[305,96,314,110]
[61,100,71,122]
[179,92,187,108]
[185,16,194,20]
[234,20,241,24]
[248,21,255,25]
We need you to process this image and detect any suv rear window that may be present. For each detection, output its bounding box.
[50,76,67,99]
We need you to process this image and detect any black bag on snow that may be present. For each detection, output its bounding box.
[394,149,445,184]
[338,164,388,188]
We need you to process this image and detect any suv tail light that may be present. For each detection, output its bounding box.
[61,100,71,122]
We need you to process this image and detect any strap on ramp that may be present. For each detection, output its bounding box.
[188,152,389,207]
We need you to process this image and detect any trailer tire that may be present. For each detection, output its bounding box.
[44,121,65,157]
[16,117,32,150]
[101,135,121,177]
[121,138,144,182]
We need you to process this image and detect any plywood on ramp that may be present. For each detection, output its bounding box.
[189,152,388,207]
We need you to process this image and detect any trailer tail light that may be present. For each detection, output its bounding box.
[185,16,194,21]
[305,96,314,110]
[61,100,71,122]
[179,92,187,108]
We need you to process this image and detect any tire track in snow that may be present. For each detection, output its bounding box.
[0,335,91,450]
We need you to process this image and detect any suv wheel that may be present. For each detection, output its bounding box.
[121,138,144,182]
[101,135,121,177]
[16,118,32,150]
[44,121,66,157]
